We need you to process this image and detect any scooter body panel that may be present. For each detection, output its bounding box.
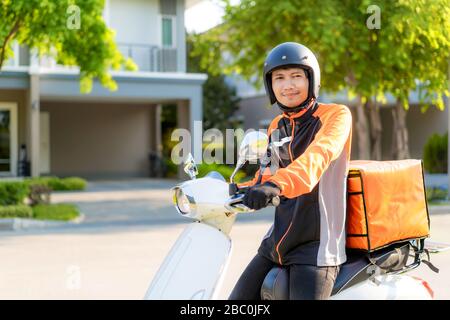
[331,274,432,300]
[145,222,232,300]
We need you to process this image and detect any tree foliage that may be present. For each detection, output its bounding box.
[0,0,137,92]
[192,0,450,110]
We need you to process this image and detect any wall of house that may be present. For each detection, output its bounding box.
[41,101,157,179]
[384,104,448,160]
[107,0,185,72]
[109,0,160,45]
[236,95,280,130]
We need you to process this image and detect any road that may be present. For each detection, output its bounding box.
[0,179,449,299]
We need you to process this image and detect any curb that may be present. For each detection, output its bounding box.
[0,213,85,231]
[428,206,450,215]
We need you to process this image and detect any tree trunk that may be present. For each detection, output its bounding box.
[355,96,371,160]
[368,99,382,160]
[0,20,21,70]
[391,99,410,160]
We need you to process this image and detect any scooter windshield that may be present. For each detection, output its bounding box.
[205,171,226,182]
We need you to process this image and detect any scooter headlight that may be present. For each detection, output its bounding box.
[173,188,191,214]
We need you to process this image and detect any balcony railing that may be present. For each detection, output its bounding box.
[4,42,178,73]
[117,43,177,72]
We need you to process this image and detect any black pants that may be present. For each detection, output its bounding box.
[229,253,340,300]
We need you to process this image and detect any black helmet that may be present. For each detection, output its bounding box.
[263,42,320,111]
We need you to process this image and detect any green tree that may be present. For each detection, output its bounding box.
[0,0,136,92]
[192,0,450,160]
[374,0,450,159]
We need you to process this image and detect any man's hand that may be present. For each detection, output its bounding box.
[243,182,281,210]
[229,183,239,196]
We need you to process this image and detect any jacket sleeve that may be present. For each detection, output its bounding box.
[237,115,283,188]
[268,106,352,199]
[237,167,272,188]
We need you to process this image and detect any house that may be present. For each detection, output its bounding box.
[227,73,449,162]
[0,0,206,179]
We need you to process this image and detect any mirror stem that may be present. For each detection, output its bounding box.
[230,159,245,183]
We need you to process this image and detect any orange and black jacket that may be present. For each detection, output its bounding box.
[239,101,353,266]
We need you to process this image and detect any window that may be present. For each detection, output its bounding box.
[161,16,176,48]
[0,102,18,176]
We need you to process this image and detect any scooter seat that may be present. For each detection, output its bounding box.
[260,242,410,299]
[260,266,289,300]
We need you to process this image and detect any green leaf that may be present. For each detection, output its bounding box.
[0,0,134,93]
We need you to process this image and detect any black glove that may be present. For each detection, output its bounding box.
[229,183,239,196]
[243,182,281,210]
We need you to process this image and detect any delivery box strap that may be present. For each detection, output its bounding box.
[409,239,439,273]
[366,247,406,273]
[366,239,439,274]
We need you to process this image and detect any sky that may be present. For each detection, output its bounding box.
[185,0,240,34]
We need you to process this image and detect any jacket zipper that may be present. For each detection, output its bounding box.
[275,117,296,265]
[287,118,295,162]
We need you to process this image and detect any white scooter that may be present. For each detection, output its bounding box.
[145,131,449,300]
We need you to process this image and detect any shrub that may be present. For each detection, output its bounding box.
[25,177,87,191]
[426,187,448,202]
[24,177,53,188]
[48,177,87,191]
[28,184,52,206]
[0,181,29,205]
[164,158,179,178]
[0,205,33,218]
[423,133,448,173]
[32,204,80,221]
[197,163,246,182]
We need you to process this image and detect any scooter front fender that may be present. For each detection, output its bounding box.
[144,222,232,300]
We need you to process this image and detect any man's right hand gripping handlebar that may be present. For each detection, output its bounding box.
[229,182,280,210]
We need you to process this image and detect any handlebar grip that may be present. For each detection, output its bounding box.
[229,184,249,196]
[270,196,280,207]
[229,183,239,196]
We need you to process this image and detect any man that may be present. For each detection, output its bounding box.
[229,42,353,300]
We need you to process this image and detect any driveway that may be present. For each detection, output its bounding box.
[50,178,275,227]
[0,178,275,300]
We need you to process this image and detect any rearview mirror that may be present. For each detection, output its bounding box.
[230,131,269,183]
[183,153,198,180]
[238,131,269,164]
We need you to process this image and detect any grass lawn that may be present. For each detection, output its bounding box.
[428,200,450,207]
[32,204,80,221]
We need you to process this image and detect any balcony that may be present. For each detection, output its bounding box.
[117,43,178,72]
[4,42,178,73]
[4,43,30,68]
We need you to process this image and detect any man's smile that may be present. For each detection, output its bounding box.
[283,91,301,98]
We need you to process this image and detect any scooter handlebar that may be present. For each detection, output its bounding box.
[228,184,280,207]
[225,193,280,213]
[271,196,280,207]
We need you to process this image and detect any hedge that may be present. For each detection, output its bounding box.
[0,205,33,218]
[0,181,29,205]
[24,177,87,191]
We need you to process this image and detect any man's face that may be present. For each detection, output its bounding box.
[271,67,309,107]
